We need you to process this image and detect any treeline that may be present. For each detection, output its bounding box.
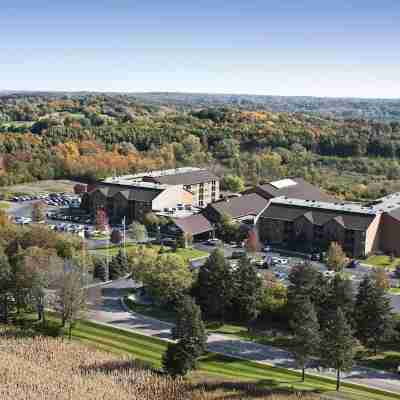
[2,94,400,199]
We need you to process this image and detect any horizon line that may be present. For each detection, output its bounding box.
[0,89,399,101]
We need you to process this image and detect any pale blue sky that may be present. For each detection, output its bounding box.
[1,0,399,97]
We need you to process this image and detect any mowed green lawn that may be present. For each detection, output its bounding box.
[46,318,400,400]
[365,255,400,270]
[90,243,208,262]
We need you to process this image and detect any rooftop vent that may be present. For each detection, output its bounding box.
[270,179,298,189]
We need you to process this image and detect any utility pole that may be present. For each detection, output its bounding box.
[122,216,126,255]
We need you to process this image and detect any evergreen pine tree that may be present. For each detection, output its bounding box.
[195,248,233,322]
[320,274,354,329]
[354,275,394,354]
[93,258,108,281]
[232,256,262,323]
[172,295,207,358]
[109,249,129,280]
[320,308,356,391]
[290,297,320,381]
[162,338,197,377]
[287,262,320,311]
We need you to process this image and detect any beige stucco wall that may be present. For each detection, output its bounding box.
[365,214,381,256]
[152,186,194,211]
[184,180,219,207]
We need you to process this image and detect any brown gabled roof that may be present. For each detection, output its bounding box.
[256,177,336,202]
[151,169,218,186]
[97,184,164,202]
[260,203,376,231]
[208,193,269,220]
[172,214,214,236]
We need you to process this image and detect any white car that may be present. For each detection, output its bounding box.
[272,257,288,265]
[263,245,271,252]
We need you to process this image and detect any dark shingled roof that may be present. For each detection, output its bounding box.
[97,184,164,202]
[208,193,269,219]
[151,169,218,186]
[260,203,376,231]
[172,214,214,236]
[255,177,336,202]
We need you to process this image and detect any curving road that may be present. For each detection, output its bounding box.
[88,278,400,394]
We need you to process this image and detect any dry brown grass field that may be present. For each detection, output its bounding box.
[0,329,320,400]
[0,179,79,196]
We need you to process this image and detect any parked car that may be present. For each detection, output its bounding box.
[162,238,176,247]
[346,259,360,269]
[272,257,288,265]
[231,251,246,259]
[311,253,320,261]
[324,270,335,278]
[263,245,271,252]
[207,238,221,246]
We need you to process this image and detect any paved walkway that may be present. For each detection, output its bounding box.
[88,279,400,394]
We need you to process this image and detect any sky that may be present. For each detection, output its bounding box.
[1,0,399,98]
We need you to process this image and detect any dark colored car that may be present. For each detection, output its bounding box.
[347,259,360,269]
[231,251,246,259]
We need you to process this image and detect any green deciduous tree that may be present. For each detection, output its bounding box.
[320,308,356,391]
[221,174,245,193]
[53,259,88,339]
[128,222,147,243]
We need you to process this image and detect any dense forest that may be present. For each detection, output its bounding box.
[1,92,400,200]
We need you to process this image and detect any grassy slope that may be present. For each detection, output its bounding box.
[48,317,400,400]
[365,255,400,270]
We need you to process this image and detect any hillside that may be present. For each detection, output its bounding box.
[2,91,400,121]
[1,93,400,200]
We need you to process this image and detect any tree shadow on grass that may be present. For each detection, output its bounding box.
[190,379,321,400]
[79,358,154,376]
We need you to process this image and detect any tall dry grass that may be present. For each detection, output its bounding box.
[0,329,320,400]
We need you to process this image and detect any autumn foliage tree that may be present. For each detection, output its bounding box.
[326,242,347,272]
[31,201,45,223]
[95,208,108,232]
[245,229,260,253]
